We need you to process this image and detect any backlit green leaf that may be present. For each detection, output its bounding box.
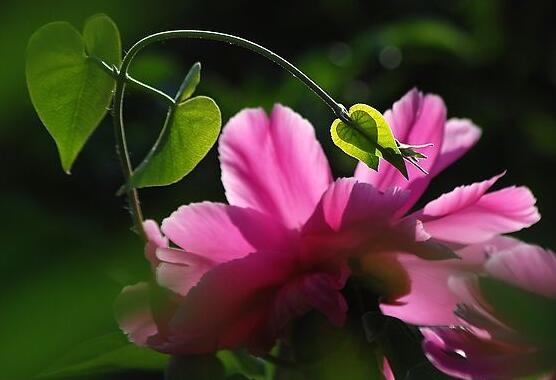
[331,104,408,178]
[38,332,167,379]
[26,14,120,173]
[130,96,221,188]
[176,62,201,103]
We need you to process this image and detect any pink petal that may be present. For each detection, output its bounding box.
[161,202,293,263]
[379,236,522,326]
[383,358,395,380]
[354,89,446,212]
[155,247,215,296]
[115,282,159,346]
[166,250,296,353]
[143,220,168,267]
[219,104,332,229]
[422,327,548,380]
[430,118,481,177]
[485,245,556,299]
[416,173,540,244]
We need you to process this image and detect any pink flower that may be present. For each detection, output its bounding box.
[116,104,443,354]
[422,244,556,379]
[352,89,540,326]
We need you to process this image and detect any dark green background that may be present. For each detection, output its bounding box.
[2,0,555,378]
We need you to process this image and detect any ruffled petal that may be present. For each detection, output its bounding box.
[485,245,556,300]
[161,202,294,263]
[416,173,540,244]
[115,282,159,347]
[422,327,548,380]
[143,220,168,267]
[354,89,446,211]
[219,104,332,229]
[430,118,481,177]
[379,236,522,326]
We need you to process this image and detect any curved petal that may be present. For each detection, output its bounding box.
[155,247,215,296]
[219,104,332,229]
[165,250,296,353]
[379,236,522,326]
[115,283,159,347]
[485,245,556,300]
[422,327,548,380]
[143,220,168,267]
[161,202,294,263]
[416,173,540,244]
[430,118,481,177]
[354,89,446,211]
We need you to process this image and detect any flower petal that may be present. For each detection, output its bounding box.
[430,118,481,177]
[115,282,159,347]
[379,236,522,326]
[485,245,556,300]
[416,173,540,244]
[161,202,294,263]
[155,247,215,296]
[143,220,168,267]
[354,89,446,211]
[422,327,548,380]
[219,104,332,229]
[166,250,296,353]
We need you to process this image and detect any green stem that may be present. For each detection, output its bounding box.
[90,55,175,106]
[115,30,351,123]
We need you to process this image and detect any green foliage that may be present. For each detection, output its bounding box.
[176,62,202,102]
[38,332,167,379]
[331,104,407,178]
[26,14,121,173]
[479,277,556,349]
[130,96,221,188]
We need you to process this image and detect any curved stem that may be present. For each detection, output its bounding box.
[90,55,175,106]
[116,30,351,123]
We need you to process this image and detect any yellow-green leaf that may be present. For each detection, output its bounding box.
[331,104,408,178]
[130,96,221,188]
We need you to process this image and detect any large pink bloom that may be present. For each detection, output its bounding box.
[116,104,443,354]
[353,89,540,326]
[422,244,556,379]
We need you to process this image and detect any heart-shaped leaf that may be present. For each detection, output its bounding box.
[130,96,221,188]
[38,332,167,379]
[26,14,121,173]
[331,104,408,178]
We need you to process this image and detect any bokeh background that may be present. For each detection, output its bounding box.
[2,0,556,378]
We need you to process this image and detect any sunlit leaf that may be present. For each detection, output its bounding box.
[38,332,167,379]
[176,62,201,103]
[26,15,121,173]
[331,104,407,178]
[130,96,221,188]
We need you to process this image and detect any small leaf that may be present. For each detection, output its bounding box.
[176,62,201,103]
[26,15,120,173]
[130,96,221,188]
[331,104,408,178]
[38,332,167,378]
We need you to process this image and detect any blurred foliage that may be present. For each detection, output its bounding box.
[2,0,556,379]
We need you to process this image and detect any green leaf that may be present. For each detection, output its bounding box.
[26,14,121,173]
[38,332,168,379]
[130,96,221,188]
[479,277,556,348]
[176,62,201,103]
[331,104,408,178]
